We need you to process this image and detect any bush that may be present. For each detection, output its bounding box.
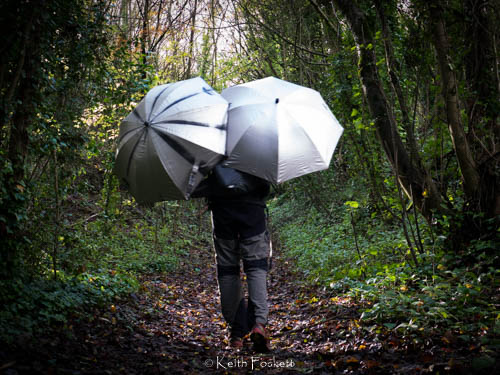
[0,201,200,343]
[0,271,138,343]
[269,188,500,339]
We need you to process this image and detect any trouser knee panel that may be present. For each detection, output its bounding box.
[217,264,240,276]
[243,257,269,273]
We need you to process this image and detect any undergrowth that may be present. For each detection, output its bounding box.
[0,200,203,344]
[269,194,500,349]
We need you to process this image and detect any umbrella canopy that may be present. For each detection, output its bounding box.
[221,77,343,184]
[114,76,228,203]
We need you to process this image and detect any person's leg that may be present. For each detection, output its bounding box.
[240,230,271,352]
[213,234,248,339]
[247,295,256,332]
[240,230,270,324]
[240,231,271,352]
[211,209,246,331]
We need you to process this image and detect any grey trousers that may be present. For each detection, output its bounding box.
[213,230,270,329]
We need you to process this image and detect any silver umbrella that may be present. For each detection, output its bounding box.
[221,77,343,184]
[114,77,228,203]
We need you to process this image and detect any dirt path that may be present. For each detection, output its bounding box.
[1,243,479,374]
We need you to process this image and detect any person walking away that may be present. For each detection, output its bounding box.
[192,164,271,352]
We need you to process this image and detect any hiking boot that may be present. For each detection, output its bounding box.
[250,323,270,353]
[230,336,244,349]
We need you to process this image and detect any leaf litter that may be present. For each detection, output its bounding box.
[1,243,495,374]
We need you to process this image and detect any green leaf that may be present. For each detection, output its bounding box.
[345,201,360,209]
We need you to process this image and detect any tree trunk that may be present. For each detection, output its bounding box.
[374,0,421,167]
[140,0,150,78]
[430,4,480,198]
[463,0,500,145]
[185,0,198,78]
[330,0,443,220]
[8,21,37,183]
[1,1,40,276]
[462,0,500,217]
[119,0,130,44]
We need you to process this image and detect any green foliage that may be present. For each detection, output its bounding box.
[355,260,500,335]
[74,218,186,274]
[270,192,412,283]
[0,0,114,276]
[0,272,138,343]
[271,181,499,339]
[0,198,204,343]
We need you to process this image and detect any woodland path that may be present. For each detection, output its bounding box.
[1,241,477,374]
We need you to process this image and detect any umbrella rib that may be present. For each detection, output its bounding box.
[118,124,143,144]
[290,120,329,165]
[132,108,144,123]
[147,85,173,122]
[125,128,147,178]
[152,119,226,130]
[149,92,202,123]
[150,128,195,165]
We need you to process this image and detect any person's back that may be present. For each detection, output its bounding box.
[193,164,269,204]
[192,164,272,352]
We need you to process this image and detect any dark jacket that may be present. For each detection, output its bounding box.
[191,165,270,207]
[192,165,270,239]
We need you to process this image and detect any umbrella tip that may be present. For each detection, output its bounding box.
[144,121,150,127]
[275,98,279,104]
